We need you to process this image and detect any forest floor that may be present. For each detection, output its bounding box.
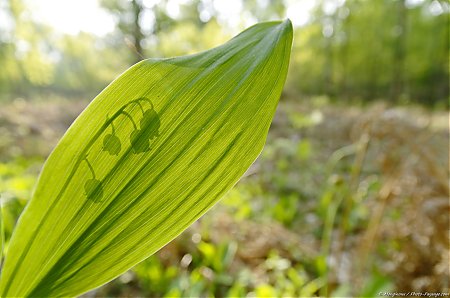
[0,96,448,297]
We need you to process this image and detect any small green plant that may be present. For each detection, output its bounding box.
[0,20,292,297]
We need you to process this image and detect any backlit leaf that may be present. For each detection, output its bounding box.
[0,20,293,297]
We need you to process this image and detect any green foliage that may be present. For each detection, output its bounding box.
[285,0,449,105]
[0,159,39,241]
[0,0,448,104]
[0,20,293,297]
[1,96,448,296]
[0,199,3,267]
[131,241,321,297]
[52,33,129,95]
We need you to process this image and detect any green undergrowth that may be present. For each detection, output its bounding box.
[1,97,448,297]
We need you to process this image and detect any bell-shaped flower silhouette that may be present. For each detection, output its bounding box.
[102,134,121,155]
[130,129,150,153]
[139,109,160,140]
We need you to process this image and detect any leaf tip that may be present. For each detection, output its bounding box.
[279,18,293,38]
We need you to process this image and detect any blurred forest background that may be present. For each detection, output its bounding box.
[0,0,449,297]
[0,0,448,104]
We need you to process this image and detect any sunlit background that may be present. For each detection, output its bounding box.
[0,0,449,297]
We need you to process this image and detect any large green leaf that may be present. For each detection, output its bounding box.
[0,20,293,297]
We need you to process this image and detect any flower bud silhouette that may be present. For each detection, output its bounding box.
[139,109,160,140]
[102,118,121,155]
[103,134,121,155]
[130,129,150,153]
[83,156,104,202]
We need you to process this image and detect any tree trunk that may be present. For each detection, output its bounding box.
[131,0,144,64]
